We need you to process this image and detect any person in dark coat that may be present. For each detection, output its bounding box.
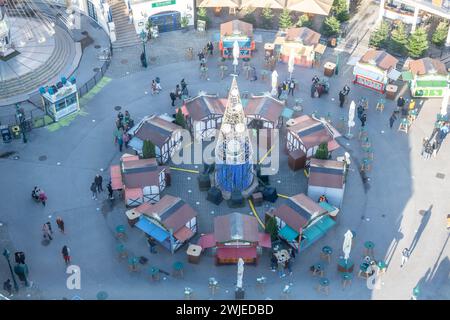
[360,113,367,127]
[357,104,364,120]
[288,80,295,96]
[107,181,114,200]
[343,85,350,96]
[170,91,176,107]
[389,112,397,129]
[62,245,71,265]
[397,96,405,108]
[90,182,97,200]
[339,90,346,108]
[277,85,283,99]
[95,174,103,192]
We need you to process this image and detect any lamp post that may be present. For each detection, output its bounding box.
[2,249,19,293]
[140,30,148,68]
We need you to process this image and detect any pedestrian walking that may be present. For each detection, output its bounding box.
[339,90,345,108]
[357,104,364,120]
[170,91,176,107]
[360,113,367,127]
[197,51,204,61]
[400,248,410,267]
[62,245,71,265]
[38,190,47,206]
[389,112,397,129]
[123,131,130,148]
[95,174,103,192]
[3,279,12,296]
[117,134,123,152]
[56,217,65,234]
[42,222,53,241]
[107,181,114,200]
[90,182,97,200]
[343,85,350,96]
[424,141,433,159]
[207,41,214,55]
[46,221,53,234]
[175,84,182,99]
[151,80,157,95]
[397,96,405,108]
[288,80,295,96]
[277,85,282,99]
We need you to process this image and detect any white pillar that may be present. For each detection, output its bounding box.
[377,0,386,24]
[446,24,450,47]
[411,7,419,33]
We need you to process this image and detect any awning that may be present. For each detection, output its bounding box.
[401,71,414,81]
[110,165,123,190]
[279,224,299,242]
[216,247,257,260]
[198,0,239,7]
[135,216,169,243]
[240,0,284,9]
[258,233,272,248]
[387,69,401,81]
[318,202,339,216]
[302,215,336,244]
[286,0,333,16]
[327,139,340,152]
[174,226,194,242]
[198,233,216,249]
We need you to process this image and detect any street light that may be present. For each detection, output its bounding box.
[2,249,19,293]
[140,30,148,68]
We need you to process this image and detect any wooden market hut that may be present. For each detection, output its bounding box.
[271,193,338,251]
[198,212,271,265]
[307,158,346,208]
[286,115,340,158]
[133,195,198,253]
[128,114,183,164]
[219,20,255,59]
[272,27,325,68]
[353,49,399,93]
[244,93,285,129]
[403,57,449,98]
[110,153,170,207]
[181,93,226,141]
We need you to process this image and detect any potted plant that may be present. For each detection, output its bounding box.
[181,16,189,32]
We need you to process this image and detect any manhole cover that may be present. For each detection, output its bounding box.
[81,31,88,36]
[436,173,445,179]
[94,45,101,49]
[120,59,128,65]
[38,155,47,161]
[114,106,122,111]
[93,68,100,72]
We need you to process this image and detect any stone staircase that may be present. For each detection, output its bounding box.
[110,0,140,49]
[0,26,76,100]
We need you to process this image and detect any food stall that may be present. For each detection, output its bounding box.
[39,77,79,122]
[402,57,449,98]
[353,50,398,93]
[272,27,323,67]
[219,20,255,59]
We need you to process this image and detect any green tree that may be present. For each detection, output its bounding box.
[321,16,341,37]
[369,21,390,49]
[432,21,449,47]
[332,0,350,22]
[265,215,279,241]
[261,6,274,30]
[278,8,293,30]
[197,7,210,28]
[406,27,429,58]
[296,14,313,28]
[389,21,408,55]
[314,143,329,160]
[175,108,186,128]
[142,140,156,159]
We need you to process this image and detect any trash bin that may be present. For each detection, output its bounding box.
[11,125,21,139]
[1,125,12,143]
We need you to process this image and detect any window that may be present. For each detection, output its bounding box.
[87,1,98,22]
[55,100,66,112]
[65,93,77,106]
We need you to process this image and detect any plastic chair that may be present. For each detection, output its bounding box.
[311,263,324,277]
[149,267,160,281]
[317,277,330,295]
[172,261,184,278]
[115,225,126,240]
[364,241,375,257]
[116,243,127,259]
[320,246,333,263]
[341,272,353,289]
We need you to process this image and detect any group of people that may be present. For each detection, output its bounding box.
[31,186,47,206]
[311,75,329,98]
[170,79,189,106]
[277,79,296,99]
[114,111,133,152]
[421,122,448,159]
[90,174,113,200]
[151,77,162,95]
[197,41,214,61]
[42,218,65,241]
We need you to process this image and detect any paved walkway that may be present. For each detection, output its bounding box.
[0,26,449,300]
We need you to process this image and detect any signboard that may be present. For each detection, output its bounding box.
[413,88,444,97]
[152,0,175,7]
[355,75,384,93]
